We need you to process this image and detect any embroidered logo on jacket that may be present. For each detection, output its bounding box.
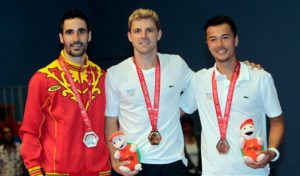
[48,85,61,92]
[39,60,102,109]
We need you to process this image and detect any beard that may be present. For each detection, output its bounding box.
[65,41,87,57]
[216,56,231,63]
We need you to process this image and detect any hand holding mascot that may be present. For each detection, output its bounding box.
[109,131,142,173]
[239,119,265,163]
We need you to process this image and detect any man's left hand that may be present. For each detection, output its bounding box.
[243,60,264,70]
[244,149,276,169]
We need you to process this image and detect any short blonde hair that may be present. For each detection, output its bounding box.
[128,8,161,31]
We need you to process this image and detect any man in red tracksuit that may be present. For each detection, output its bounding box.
[19,9,111,176]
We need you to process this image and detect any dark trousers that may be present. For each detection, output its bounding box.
[137,160,188,176]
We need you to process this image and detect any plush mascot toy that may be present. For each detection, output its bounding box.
[109,131,142,173]
[239,119,265,162]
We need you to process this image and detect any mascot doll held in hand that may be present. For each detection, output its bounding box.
[109,131,142,173]
[239,119,265,162]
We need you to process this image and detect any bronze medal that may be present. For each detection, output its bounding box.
[212,61,240,155]
[148,130,162,145]
[216,139,230,154]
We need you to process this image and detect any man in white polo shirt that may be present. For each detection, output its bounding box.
[105,9,193,176]
[180,15,284,176]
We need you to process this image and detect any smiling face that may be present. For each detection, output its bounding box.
[240,124,256,140]
[206,23,238,63]
[127,18,162,56]
[112,135,127,149]
[59,17,91,59]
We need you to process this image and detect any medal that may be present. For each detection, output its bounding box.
[59,55,98,148]
[216,139,230,154]
[133,56,161,145]
[212,61,240,154]
[83,131,99,148]
[148,130,162,145]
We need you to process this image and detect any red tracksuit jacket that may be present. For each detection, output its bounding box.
[20,52,111,176]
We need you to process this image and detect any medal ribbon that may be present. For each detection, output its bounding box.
[212,60,240,140]
[133,56,160,131]
[58,56,93,132]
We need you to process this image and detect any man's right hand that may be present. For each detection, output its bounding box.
[105,116,140,176]
[111,158,139,176]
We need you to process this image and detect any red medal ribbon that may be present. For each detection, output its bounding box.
[58,56,93,132]
[133,56,160,131]
[212,60,240,140]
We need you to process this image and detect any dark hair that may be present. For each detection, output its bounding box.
[1,124,14,136]
[60,9,91,33]
[204,15,237,36]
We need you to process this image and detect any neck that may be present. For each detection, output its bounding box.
[134,51,157,70]
[63,50,86,66]
[215,58,237,80]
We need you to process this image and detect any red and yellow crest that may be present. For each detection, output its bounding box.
[39,59,103,110]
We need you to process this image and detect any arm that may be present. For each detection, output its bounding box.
[19,73,46,176]
[245,114,284,169]
[245,72,284,169]
[262,114,284,162]
[179,78,197,115]
[179,55,195,116]
[268,114,284,149]
[105,116,120,171]
[105,70,139,175]
[105,116,138,176]
[180,108,186,117]
[260,73,284,163]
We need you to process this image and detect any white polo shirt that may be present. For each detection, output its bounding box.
[180,62,282,176]
[105,53,194,164]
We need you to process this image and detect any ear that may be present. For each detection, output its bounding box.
[157,29,162,41]
[88,31,92,42]
[59,33,64,44]
[127,31,132,43]
[235,35,239,47]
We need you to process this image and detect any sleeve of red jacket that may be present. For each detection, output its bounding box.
[19,72,48,175]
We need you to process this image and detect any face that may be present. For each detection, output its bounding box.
[206,23,238,63]
[182,122,193,135]
[240,124,256,140]
[112,135,127,149]
[128,18,162,56]
[59,18,91,58]
[2,127,13,143]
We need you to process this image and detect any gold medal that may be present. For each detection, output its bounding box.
[216,139,230,154]
[148,130,162,145]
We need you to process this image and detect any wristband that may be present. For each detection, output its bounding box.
[268,147,280,162]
